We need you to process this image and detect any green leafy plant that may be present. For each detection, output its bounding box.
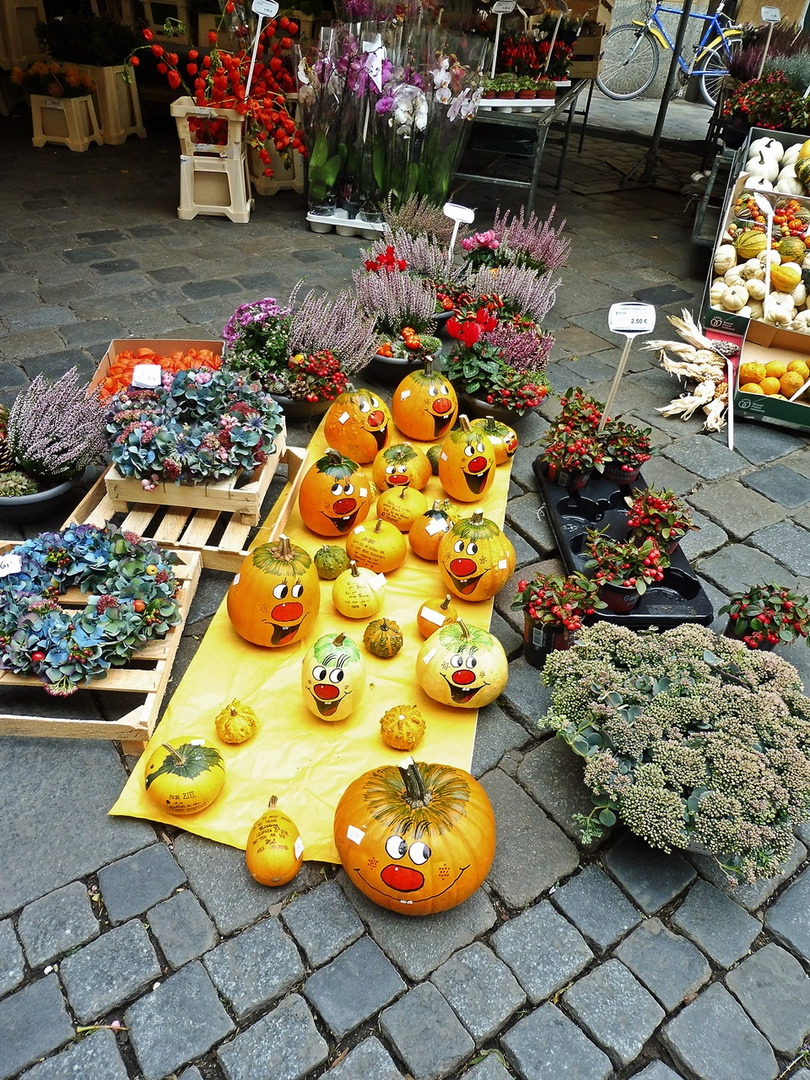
[542,621,810,883]
[583,529,669,595]
[511,570,605,630]
[719,582,810,649]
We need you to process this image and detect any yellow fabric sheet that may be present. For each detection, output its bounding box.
[111,419,513,863]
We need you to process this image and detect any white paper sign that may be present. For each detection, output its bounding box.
[0,554,22,578]
[761,6,781,21]
[252,0,279,15]
[443,201,476,225]
[346,824,365,844]
[131,363,162,389]
[608,302,656,336]
[492,0,517,12]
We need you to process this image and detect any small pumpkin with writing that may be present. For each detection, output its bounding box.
[245,796,303,886]
[144,739,225,815]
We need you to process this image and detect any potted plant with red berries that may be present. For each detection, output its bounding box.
[719,583,810,650]
[511,569,605,667]
[540,430,606,491]
[583,529,670,613]
[625,487,698,553]
[599,420,656,486]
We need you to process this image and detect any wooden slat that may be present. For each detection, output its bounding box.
[0,715,153,741]
[152,506,194,546]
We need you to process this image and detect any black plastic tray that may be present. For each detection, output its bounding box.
[532,456,714,629]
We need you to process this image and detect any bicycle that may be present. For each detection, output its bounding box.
[595,0,744,107]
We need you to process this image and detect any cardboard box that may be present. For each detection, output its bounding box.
[734,323,810,431]
[90,338,224,396]
[567,0,613,26]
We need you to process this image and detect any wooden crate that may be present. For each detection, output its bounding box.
[0,547,201,750]
[66,446,308,574]
[90,337,224,397]
[103,423,287,528]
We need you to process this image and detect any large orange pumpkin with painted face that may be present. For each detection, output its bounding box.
[227,534,320,647]
[438,416,496,503]
[323,388,393,463]
[391,358,458,442]
[371,442,432,492]
[437,509,516,601]
[416,618,508,708]
[298,448,372,537]
[334,757,496,915]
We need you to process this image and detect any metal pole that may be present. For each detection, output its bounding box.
[640,0,694,184]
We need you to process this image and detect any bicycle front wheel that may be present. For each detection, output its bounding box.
[699,38,742,108]
[596,25,660,100]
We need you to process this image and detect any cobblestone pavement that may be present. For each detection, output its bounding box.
[1,97,810,1080]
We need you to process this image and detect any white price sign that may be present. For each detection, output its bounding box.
[761,6,781,21]
[608,302,656,337]
[492,0,517,11]
[252,0,279,15]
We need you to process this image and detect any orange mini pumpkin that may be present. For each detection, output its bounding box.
[376,485,429,532]
[470,416,518,465]
[408,499,458,561]
[227,534,320,647]
[298,447,372,537]
[416,593,458,637]
[438,416,496,503]
[391,358,458,442]
[437,509,516,601]
[334,757,496,915]
[371,442,432,492]
[323,387,393,463]
[346,517,407,574]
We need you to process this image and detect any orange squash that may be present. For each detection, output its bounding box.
[298,447,372,537]
[437,509,516,601]
[376,485,429,532]
[408,499,458,561]
[438,415,496,503]
[227,534,320,647]
[323,387,393,463]
[334,757,496,915]
[371,442,432,492]
[245,796,303,885]
[470,416,518,465]
[144,740,225,815]
[391,358,458,442]
[346,517,407,574]
[416,593,458,637]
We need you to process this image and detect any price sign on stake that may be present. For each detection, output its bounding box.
[246,0,280,98]
[443,202,475,266]
[598,302,656,434]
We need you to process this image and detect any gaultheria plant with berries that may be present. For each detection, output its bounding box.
[541,431,606,474]
[625,487,698,546]
[511,570,605,630]
[583,529,669,595]
[719,582,810,650]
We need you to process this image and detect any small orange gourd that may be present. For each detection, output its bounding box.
[371,442,432,492]
[438,415,497,503]
[323,387,393,463]
[416,594,458,638]
[391,358,458,442]
[346,517,407,574]
[376,485,429,532]
[298,448,372,537]
[437,510,516,601]
[227,534,320,647]
[245,796,303,886]
[408,499,458,561]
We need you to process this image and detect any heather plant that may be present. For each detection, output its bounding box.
[287,288,382,370]
[362,229,466,289]
[5,368,107,486]
[542,621,810,884]
[353,265,438,337]
[462,205,570,274]
[463,263,561,323]
[380,192,460,244]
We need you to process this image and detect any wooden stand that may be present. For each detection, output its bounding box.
[77,64,146,145]
[30,94,103,152]
[170,96,252,222]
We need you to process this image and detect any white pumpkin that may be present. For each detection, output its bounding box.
[713,243,737,275]
[721,284,749,312]
[775,166,803,196]
[792,282,808,308]
[747,300,765,320]
[763,294,795,326]
[748,137,784,161]
[745,278,766,301]
[710,278,727,307]
[747,177,774,191]
[782,143,802,165]
[723,267,744,287]
[737,305,752,318]
[760,249,781,266]
[745,151,780,183]
[739,258,764,280]
[789,309,810,331]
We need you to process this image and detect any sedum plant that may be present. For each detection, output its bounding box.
[541,622,810,884]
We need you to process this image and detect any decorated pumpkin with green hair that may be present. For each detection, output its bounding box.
[333,757,496,914]
[371,442,432,492]
[298,448,372,537]
[437,509,516,601]
[391,358,458,442]
[323,387,393,463]
[227,534,320,647]
[438,416,496,502]
[416,618,508,708]
[301,631,365,721]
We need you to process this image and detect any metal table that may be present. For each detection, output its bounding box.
[453,81,591,209]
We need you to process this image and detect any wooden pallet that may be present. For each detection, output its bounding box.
[65,446,308,574]
[0,546,202,750]
[104,425,287,528]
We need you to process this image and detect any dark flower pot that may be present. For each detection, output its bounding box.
[722,619,776,650]
[270,394,331,424]
[0,474,84,524]
[598,581,641,614]
[544,463,592,492]
[602,461,642,486]
[522,616,572,668]
[455,390,526,426]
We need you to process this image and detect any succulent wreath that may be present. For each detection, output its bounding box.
[0,523,183,696]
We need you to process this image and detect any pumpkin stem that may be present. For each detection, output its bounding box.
[456,618,471,640]
[431,499,442,511]
[374,518,384,533]
[274,535,293,561]
[398,757,431,807]
[459,414,472,432]
[423,356,434,376]
[333,632,346,647]
[268,795,278,810]
[161,742,185,765]
[470,509,484,525]
[441,594,452,611]
[349,560,360,577]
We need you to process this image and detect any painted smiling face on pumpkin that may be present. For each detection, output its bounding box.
[227,535,320,648]
[324,389,393,463]
[298,449,372,538]
[392,363,459,442]
[416,619,509,709]
[438,420,496,503]
[437,510,516,602]
[301,632,365,722]
[371,443,432,492]
[333,760,496,915]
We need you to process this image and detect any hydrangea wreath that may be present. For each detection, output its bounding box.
[542,622,810,884]
[106,368,283,490]
[0,523,183,697]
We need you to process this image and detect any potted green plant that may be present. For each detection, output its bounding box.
[598,420,655,485]
[625,486,698,551]
[582,528,669,611]
[719,582,810,650]
[540,431,606,489]
[541,621,810,884]
[511,569,605,666]
[0,368,107,522]
[535,76,557,100]
[496,73,518,99]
